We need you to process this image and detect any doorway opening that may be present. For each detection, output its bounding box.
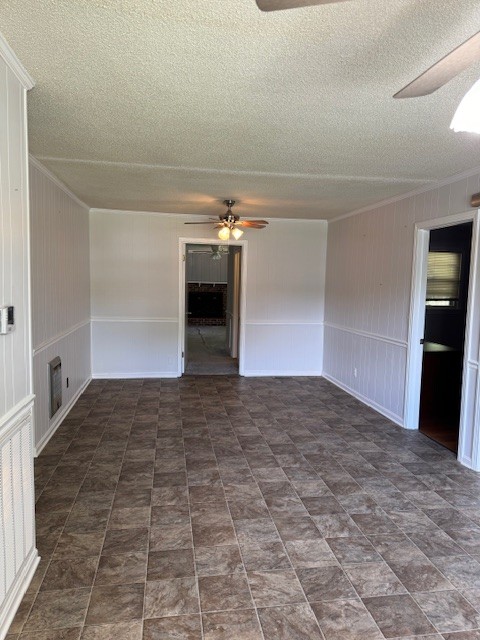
[418,222,473,452]
[183,243,242,375]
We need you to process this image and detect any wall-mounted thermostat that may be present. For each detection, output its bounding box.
[0,306,15,334]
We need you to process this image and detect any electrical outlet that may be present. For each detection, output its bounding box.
[354,367,358,378]
[66,377,69,388]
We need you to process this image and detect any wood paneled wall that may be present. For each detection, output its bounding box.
[29,159,91,452]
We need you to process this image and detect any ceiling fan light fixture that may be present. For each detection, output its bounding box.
[218,226,230,241]
[232,227,244,240]
[450,78,480,134]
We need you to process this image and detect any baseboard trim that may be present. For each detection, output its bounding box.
[0,547,40,640]
[35,376,92,456]
[92,372,179,379]
[322,372,404,428]
[243,370,323,377]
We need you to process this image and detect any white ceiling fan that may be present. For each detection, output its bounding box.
[256,0,480,98]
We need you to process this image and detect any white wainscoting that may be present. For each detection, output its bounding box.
[91,318,179,378]
[33,321,91,455]
[458,359,480,471]
[323,323,406,424]
[0,399,39,640]
[242,323,324,377]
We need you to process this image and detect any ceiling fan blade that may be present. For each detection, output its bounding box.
[184,221,218,224]
[238,220,269,227]
[394,30,480,99]
[239,223,267,229]
[256,0,345,11]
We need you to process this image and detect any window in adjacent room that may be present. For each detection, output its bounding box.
[426,251,462,308]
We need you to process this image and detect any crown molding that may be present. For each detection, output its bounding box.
[330,163,480,224]
[29,155,90,210]
[0,31,34,90]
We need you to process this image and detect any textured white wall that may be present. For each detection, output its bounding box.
[0,37,38,640]
[29,159,91,452]
[90,211,327,377]
[324,169,480,424]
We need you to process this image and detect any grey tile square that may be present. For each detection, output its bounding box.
[345,562,407,597]
[248,570,305,607]
[285,539,338,569]
[234,518,281,545]
[312,598,384,640]
[86,584,145,624]
[149,524,193,551]
[80,622,142,639]
[40,557,97,591]
[414,590,480,633]
[198,574,253,612]
[257,603,324,640]
[95,552,148,585]
[102,528,149,556]
[363,594,436,638]
[297,566,357,602]
[147,549,195,580]
[326,536,382,564]
[202,609,262,640]
[241,542,291,571]
[194,545,244,576]
[143,615,202,639]
[144,578,199,618]
[23,589,91,632]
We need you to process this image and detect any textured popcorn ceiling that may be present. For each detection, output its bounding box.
[2,0,480,219]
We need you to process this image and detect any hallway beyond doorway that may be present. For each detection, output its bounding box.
[185,326,238,375]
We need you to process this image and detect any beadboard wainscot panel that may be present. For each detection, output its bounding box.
[29,158,91,452]
[324,166,480,469]
[0,399,39,639]
[0,33,38,640]
[90,211,327,378]
[32,321,91,454]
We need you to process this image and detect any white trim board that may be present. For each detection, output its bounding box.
[244,370,323,377]
[323,372,404,428]
[29,155,90,211]
[91,317,177,323]
[0,548,39,640]
[404,209,480,471]
[35,376,92,456]
[33,319,90,356]
[0,30,34,89]
[179,237,248,377]
[92,372,178,379]
[323,322,408,348]
[0,395,35,440]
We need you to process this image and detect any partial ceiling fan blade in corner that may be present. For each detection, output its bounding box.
[238,220,269,227]
[394,30,480,99]
[256,0,345,11]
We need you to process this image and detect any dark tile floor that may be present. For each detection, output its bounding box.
[6,376,480,639]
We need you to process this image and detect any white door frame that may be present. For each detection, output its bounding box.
[178,237,247,376]
[404,209,480,471]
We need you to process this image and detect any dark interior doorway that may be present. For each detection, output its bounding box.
[419,222,472,452]
[184,244,241,375]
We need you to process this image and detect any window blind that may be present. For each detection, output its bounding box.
[426,251,461,305]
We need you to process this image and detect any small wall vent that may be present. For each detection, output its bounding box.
[49,356,62,418]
